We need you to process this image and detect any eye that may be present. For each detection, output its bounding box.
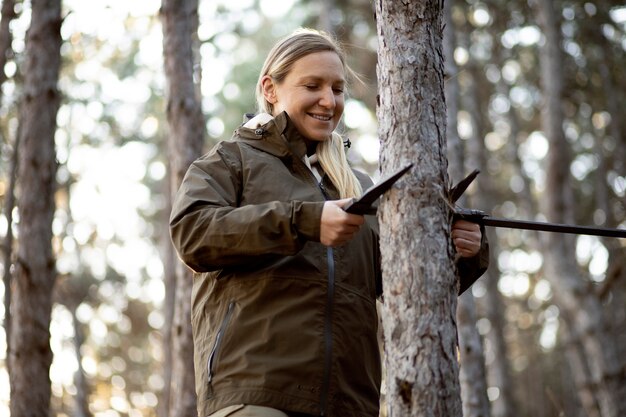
[305,84,318,90]
[333,87,344,94]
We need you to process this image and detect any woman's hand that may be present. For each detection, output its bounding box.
[320,199,365,247]
[452,219,482,258]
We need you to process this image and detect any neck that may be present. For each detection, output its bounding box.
[304,139,318,156]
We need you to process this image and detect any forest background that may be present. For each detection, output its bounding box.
[0,0,625,416]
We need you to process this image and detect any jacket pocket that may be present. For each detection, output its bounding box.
[207,301,235,396]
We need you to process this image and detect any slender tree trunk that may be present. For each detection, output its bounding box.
[590,8,626,410]
[159,165,176,417]
[161,0,205,416]
[375,2,462,415]
[0,0,19,380]
[485,8,531,416]
[457,292,490,417]
[560,311,601,417]
[0,0,17,105]
[593,0,625,179]
[527,330,550,417]
[9,0,62,415]
[531,1,626,416]
[71,307,92,417]
[461,48,494,417]
[2,124,19,379]
[443,0,462,184]
[444,3,491,416]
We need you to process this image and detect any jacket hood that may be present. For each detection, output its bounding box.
[234,111,308,161]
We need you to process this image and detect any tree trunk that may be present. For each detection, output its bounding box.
[9,0,62,415]
[459,56,493,417]
[444,3,491,416]
[71,306,92,417]
[531,1,626,416]
[2,122,19,380]
[593,0,625,179]
[375,1,462,416]
[485,8,532,416]
[161,0,205,416]
[159,165,177,417]
[443,0,462,184]
[0,0,19,379]
[0,0,17,105]
[457,292,490,417]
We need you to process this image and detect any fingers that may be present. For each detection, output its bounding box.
[320,200,365,247]
[452,219,480,232]
[452,220,482,258]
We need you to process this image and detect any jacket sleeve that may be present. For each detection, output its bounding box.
[169,144,324,273]
[456,225,490,295]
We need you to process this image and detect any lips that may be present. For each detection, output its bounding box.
[309,113,332,121]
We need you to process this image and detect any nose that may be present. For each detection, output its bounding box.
[318,87,335,109]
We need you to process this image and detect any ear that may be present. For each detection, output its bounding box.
[261,75,278,104]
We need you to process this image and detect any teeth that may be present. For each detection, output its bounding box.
[311,114,331,121]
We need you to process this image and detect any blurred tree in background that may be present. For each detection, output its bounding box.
[0,0,625,416]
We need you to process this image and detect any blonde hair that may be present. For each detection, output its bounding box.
[255,28,362,199]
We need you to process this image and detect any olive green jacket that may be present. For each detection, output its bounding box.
[169,112,488,417]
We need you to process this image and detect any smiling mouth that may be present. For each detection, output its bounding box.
[309,113,332,121]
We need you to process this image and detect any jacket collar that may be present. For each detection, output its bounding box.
[234,111,308,161]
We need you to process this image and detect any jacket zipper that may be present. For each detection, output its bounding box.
[207,301,235,395]
[296,153,335,415]
[319,246,335,416]
[312,176,334,416]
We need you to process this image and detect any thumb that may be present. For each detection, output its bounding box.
[334,198,355,208]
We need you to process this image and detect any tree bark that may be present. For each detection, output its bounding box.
[531,1,626,416]
[9,0,62,415]
[161,0,205,416]
[375,1,462,415]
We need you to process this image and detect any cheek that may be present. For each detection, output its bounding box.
[335,100,345,117]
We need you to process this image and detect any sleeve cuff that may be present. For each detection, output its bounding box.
[293,201,324,241]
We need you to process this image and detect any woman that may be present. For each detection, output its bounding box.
[170,28,487,417]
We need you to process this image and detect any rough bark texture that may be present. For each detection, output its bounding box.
[375,1,462,416]
[161,0,205,416]
[9,0,62,415]
[531,1,626,416]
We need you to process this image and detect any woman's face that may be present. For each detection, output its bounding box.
[263,51,345,142]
